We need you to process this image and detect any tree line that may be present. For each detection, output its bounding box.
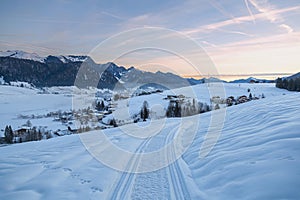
[3,125,49,144]
[276,77,300,91]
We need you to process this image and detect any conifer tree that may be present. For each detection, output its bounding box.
[140,101,149,121]
[276,78,283,88]
[4,125,14,144]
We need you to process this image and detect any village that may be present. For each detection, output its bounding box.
[1,87,265,145]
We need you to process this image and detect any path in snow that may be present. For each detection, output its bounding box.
[108,120,196,199]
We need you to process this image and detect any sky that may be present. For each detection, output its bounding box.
[0,0,300,79]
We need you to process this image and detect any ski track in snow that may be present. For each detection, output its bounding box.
[109,122,193,200]
[109,136,153,199]
[165,128,191,200]
[129,125,177,200]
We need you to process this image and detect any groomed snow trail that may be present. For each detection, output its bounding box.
[109,122,194,200]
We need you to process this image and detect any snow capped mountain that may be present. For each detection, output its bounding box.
[0,50,188,90]
[0,50,46,63]
[57,55,88,63]
[0,50,89,64]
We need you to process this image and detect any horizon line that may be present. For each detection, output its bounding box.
[181,72,294,79]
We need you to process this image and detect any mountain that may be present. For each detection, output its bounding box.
[0,50,45,62]
[119,69,190,90]
[0,50,88,63]
[187,77,226,85]
[0,53,88,87]
[230,77,274,83]
[0,50,188,90]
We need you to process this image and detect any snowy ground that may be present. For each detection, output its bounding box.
[0,83,299,199]
[0,85,97,136]
[0,83,290,136]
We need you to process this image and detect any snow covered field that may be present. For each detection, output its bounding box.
[0,83,299,199]
[0,85,98,137]
[0,83,290,136]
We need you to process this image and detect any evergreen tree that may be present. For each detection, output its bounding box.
[174,101,181,117]
[198,102,204,113]
[109,118,118,127]
[191,99,198,115]
[4,125,14,144]
[38,129,42,140]
[276,78,283,88]
[166,100,181,117]
[249,93,252,100]
[282,79,288,89]
[101,101,105,110]
[166,101,174,117]
[201,103,210,112]
[32,127,38,141]
[289,79,296,91]
[4,126,9,143]
[287,79,293,91]
[295,78,300,91]
[26,120,32,127]
[96,100,105,111]
[140,101,149,121]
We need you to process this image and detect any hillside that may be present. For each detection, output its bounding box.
[0,84,299,199]
[0,83,290,137]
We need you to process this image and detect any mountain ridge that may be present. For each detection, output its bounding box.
[0,50,189,90]
[0,50,89,63]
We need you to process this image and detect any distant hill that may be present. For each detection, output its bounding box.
[187,76,276,85]
[0,50,189,90]
[229,77,275,83]
[187,77,226,85]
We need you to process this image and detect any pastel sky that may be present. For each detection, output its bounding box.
[0,0,299,78]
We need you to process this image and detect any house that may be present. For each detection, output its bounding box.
[226,96,236,106]
[94,113,104,120]
[107,103,117,112]
[15,127,30,135]
[237,95,248,103]
[55,129,72,136]
[211,96,227,104]
[178,94,185,99]
[166,95,178,99]
[14,126,31,143]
